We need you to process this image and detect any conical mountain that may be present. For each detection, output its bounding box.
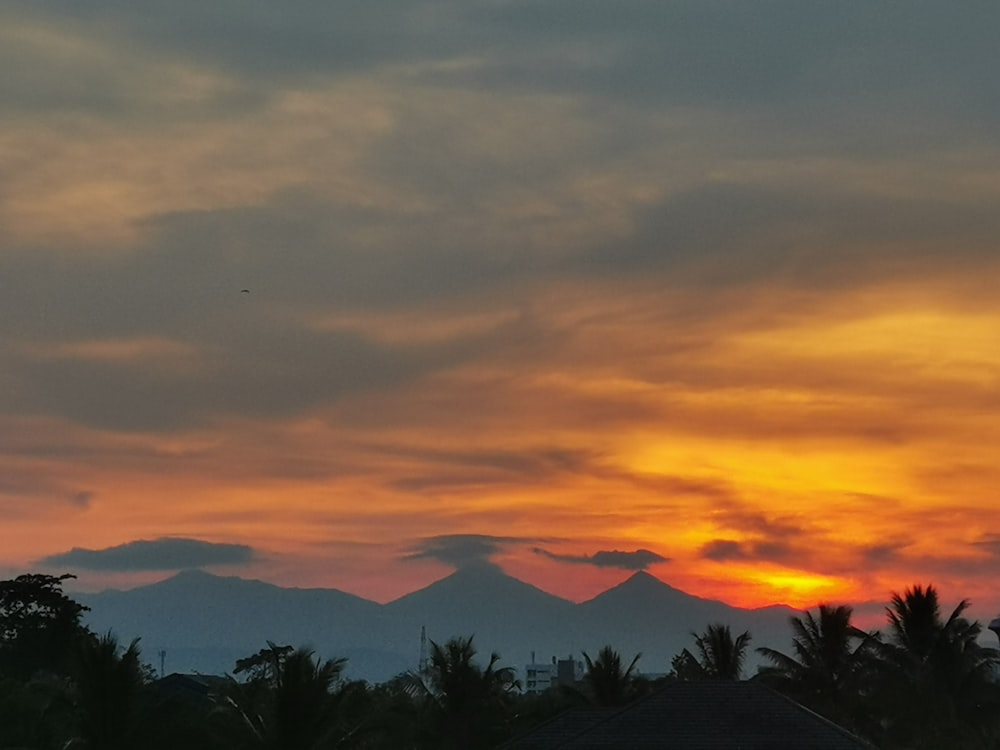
[575,571,799,675]
[383,562,577,665]
[580,571,736,624]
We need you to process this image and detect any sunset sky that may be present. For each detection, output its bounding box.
[3,2,1000,627]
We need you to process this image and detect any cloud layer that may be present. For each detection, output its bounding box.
[1,1,999,616]
[40,538,256,571]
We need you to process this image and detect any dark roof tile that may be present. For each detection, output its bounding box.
[506,681,875,749]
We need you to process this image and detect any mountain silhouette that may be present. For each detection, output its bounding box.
[578,571,796,671]
[78,568,799,682]
[383,562,578,666]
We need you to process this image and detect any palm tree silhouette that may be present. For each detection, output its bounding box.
[874,585,1000,749]
[403,635,518,749]
[679,623,751,680]
[581,646,641,706]
[757,604,872,727]
[68,632,145,750]
[217,645,352,750]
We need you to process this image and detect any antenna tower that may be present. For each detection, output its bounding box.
[419,625,428,673]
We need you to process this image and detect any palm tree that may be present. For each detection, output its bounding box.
[217,645,354,750]
[68,632,145,750]
[272,648,350,749]
[404,635,518,750]
[581,646,641,706]
[874,585,1000,749]
[757,604,872,728]
[678,623,751,680]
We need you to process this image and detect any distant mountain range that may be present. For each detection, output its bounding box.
[78,565,801,684]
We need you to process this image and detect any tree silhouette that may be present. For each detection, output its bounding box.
[873,585,1000,749]
[757,604,873,729]
[581,646,642,706]
[0,573,91,681]
[674,623,751,680]
[404,635,518,749]
[68,632,146,750]
[216,644,356,750]
[0,671,76,749]
[233,641,294,684]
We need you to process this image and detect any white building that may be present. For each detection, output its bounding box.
[522,654,585,695]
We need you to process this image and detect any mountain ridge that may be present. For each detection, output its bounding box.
[77,567,800,683]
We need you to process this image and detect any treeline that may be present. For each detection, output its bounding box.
[1,573,999,749]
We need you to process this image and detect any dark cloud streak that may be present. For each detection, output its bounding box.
[404,534,530,568]
[39,537,257,571]
[534,547,669,570]
[700,539,794,563]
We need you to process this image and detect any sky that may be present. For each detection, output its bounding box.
[2,1,1000,627]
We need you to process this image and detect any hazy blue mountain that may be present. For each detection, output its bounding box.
[383,562,579,667]
[577,571,799,674]
[79,570,400,680]
[78,567,800,683]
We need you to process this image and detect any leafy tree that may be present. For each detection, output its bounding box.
[0,573,91,680]
[581,646,642,706]
[403,635,518,750]
[233,641,294,684]
[672,623,751,680]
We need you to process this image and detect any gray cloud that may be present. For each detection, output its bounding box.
[576,178,1000,288]
[70,491,94,509]
[700,539,794,563]
[862,542,909,564]
[534,548,669,571]
[700,540,746,562]
[39,537,256,571]
[973,535,1000,558]
[7,327,454,432]
[404,534,528,568]
[12,1,998,129]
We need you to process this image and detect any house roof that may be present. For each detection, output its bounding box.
[505,680,875,750]
[150,672,227,706]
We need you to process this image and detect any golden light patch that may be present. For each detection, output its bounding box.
[623,435,904,499]
[733,310,1000,383]
[732,565,849,609]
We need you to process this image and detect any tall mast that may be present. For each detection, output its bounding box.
[419,625,428,674]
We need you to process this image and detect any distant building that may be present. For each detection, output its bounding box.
[522,654,585,694]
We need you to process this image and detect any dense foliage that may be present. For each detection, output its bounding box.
[1,573,998,749]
